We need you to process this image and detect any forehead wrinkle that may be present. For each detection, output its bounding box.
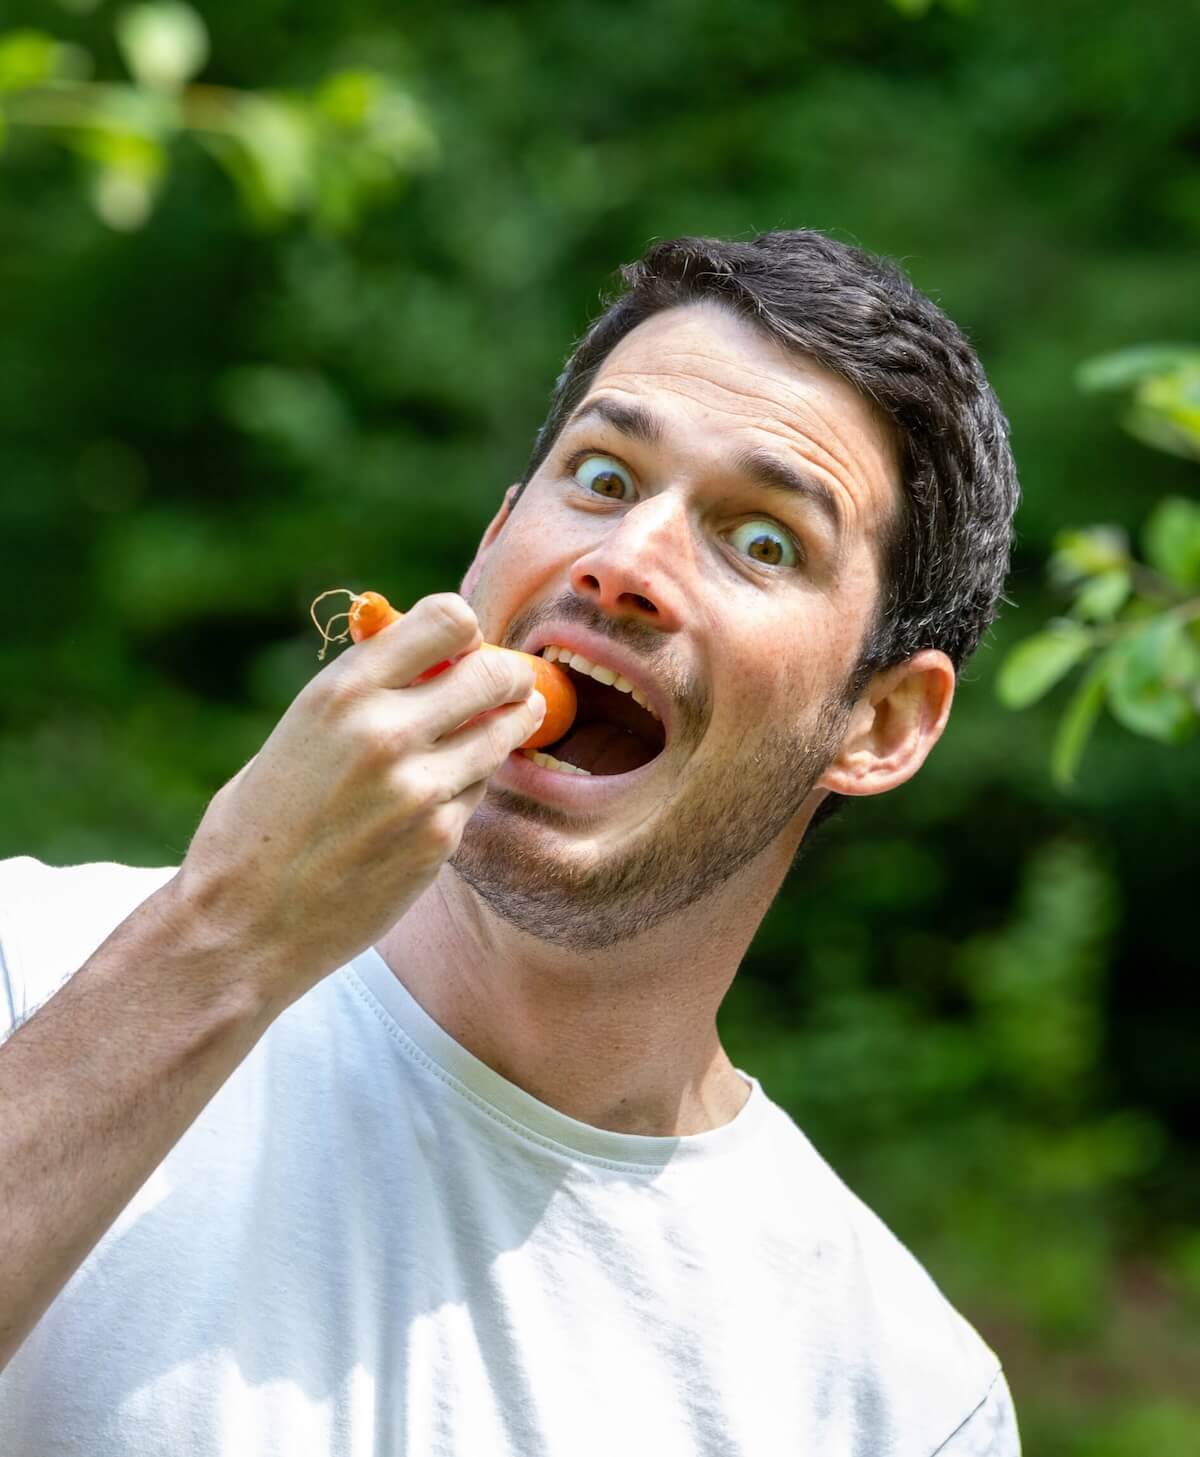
[622,352,890,486]
[594,369,889,539]
[596,354,884,481]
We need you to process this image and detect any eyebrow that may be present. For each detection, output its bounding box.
[564,396,845,539]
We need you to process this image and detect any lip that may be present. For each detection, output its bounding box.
[493,739,665,811]
[518,623,673,741]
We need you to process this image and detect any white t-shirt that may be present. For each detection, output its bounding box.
[0,856,1020,1456]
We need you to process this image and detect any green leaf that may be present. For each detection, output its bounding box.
[0,30,60,93]
[89,166,159,229]
[70,124,166,229]
[1143,496,1200,589]
[115,3,208,93]
[997,625,1094,710]
[315,70,381,129]
[71,125,166,174]
[1106,615,1200,743]
[204,94,314,223]
[1052,656,1110,787]
[1050,526,1129,586]
[1124,366,1200,463]
[1071,568,1131,623]
[1076,344,1200,393]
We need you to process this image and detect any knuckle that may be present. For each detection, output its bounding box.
[390,761,438,812]
[424,592,477,642]
[474,650,511,698]
[423,805,462,857]
[477,648,529,701]
[313,665,366,719]
[485,713,518,763]
[350,706,408,765]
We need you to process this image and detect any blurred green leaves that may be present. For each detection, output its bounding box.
[115,3,208,93]
[1079,345,1200,464]
[1107,615,1200,743]
[0,5,435,231]
[1144,496,1200,589]
[997,624,1094,709]
[999,355,1200,782]
[0,29,82,94]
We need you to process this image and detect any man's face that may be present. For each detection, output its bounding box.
[450,300,902,951]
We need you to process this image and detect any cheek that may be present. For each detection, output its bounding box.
[475,527,551,605]
[717,616,855,739]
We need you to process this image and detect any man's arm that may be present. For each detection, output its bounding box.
[0,874,275,1369]
[0,593,546,1371]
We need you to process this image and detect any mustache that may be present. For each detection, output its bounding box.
[503,593,710,739]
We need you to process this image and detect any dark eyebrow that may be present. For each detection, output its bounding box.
[565,396,844,540]
[730,447,844,539]
[565,397,664,449]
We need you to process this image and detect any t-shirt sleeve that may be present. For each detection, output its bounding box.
[932,1370,1021,1457]
[0,856,179,1041]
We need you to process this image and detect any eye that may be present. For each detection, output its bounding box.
[573,454,634,500]
[727,519,800,569]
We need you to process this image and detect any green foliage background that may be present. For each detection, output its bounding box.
[2,1,1198,1447]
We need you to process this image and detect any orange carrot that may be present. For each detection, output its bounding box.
[310,589,576,751]
[347,590,400,642]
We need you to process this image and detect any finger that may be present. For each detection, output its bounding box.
[352,593,483,689]
[449,776,489,820]
[407,645,538,746]
[429,775,490,854]
[434,691,547,796]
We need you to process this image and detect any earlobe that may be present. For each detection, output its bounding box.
[817,651,956,799]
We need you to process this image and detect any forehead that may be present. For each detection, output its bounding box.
[581,300,901,536]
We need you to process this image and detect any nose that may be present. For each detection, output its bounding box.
[568,492,689,630]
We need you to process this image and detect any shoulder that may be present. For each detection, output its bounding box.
[0,855,178,1034]
[758,1100,1019,1454]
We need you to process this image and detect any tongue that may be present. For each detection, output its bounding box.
[552,723,654,776]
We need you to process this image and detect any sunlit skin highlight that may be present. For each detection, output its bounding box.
[375,301,955,1137]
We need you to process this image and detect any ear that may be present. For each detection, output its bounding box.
[460,483,521,598]
[816,650,956,798]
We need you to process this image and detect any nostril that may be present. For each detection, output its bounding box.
[627,594,656,613]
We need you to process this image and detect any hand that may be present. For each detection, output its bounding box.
[169,593,545,1012]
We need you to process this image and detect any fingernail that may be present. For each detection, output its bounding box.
[530,690,547,721]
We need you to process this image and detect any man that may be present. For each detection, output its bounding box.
[0,230,1021,1454]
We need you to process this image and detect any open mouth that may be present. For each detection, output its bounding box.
[523,651,668,777]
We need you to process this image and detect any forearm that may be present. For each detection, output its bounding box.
[0,873,277,1370]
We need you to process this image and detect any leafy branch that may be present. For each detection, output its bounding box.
[998,347,1200,785]
[0,4,436,231]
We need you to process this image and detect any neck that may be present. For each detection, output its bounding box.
[374,829,803,1137]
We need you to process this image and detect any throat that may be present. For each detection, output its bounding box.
[551,723,657,775]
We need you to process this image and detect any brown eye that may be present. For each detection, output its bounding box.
[728,519,797,569]
[575,455,634,500]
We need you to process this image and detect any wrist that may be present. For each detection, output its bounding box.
[143,866,291,1031]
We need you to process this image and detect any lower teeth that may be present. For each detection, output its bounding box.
[521,748,592,776]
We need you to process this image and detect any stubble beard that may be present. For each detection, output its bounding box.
[449,688,854,953]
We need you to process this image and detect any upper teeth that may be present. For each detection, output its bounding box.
[539,645,661,720]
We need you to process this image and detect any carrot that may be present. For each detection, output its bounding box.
[348,590,400,642]
[310,588,576,751]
